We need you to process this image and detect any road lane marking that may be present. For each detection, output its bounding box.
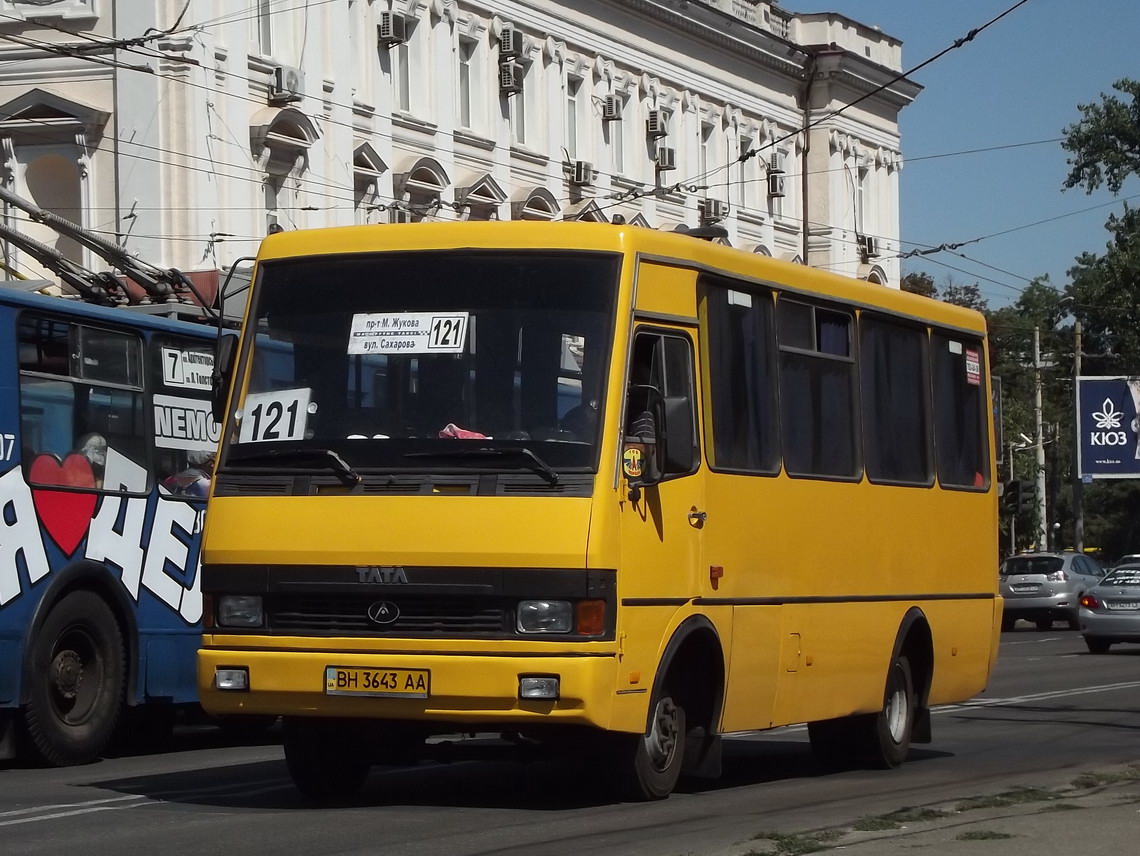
[0,794,145,818]
[937,679,1140,713]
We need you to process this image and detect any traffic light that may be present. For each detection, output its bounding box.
[1018,480,1034,514]
[1002,479,1034,515]
[1003,479,1020,514]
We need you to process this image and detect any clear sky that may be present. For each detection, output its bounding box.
[787,0,1140,307]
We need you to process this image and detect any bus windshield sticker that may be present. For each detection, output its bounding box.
[238,388,312,443]
[965,349,981,385]
[348,312,469,355]
[728,290,752,308]
[161,347,214,390]
[154,394,221,452]
[947,339,963,355]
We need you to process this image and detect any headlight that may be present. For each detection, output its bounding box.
[517,600,572,633]
[217,595,264,627]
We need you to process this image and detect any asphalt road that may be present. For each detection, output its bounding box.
[3,627,1139,856]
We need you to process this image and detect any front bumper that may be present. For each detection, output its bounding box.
[198,646,630,731]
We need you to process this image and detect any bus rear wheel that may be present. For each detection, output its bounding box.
[610,686,687,801]
[283,717,371,801]
[23,591,125,767]
[809,654,915,770]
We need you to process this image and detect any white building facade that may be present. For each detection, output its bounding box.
[0,0,919,299]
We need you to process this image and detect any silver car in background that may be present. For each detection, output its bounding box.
[999,551,1106,631]
[1079,564,1140,653]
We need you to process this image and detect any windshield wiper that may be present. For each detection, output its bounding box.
[404,447,560,485]
[227,447,362,486]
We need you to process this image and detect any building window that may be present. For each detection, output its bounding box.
[856,160,868,234]
[737,135,752,208]
[395,38,412,112]
[607,95,625,175]
[458,39,475,128]
[770,147,788,218]
[699,121,715,179]
[258,0,273,57]
[509,64,528,146]
[566,76,582,159]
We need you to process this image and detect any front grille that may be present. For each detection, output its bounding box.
[267,593,509,636]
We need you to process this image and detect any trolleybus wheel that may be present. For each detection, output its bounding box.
[612,685,687,801]
[23,591,125,766]
[283,717,371,801]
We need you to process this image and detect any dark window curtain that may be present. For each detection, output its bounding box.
[706,285,777,472]
[862,320,930,483]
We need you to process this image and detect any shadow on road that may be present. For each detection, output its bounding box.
[78,734,954,812]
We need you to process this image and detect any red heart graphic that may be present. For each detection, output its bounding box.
[30,454,98,556]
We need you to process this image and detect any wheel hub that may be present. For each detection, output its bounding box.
[52,650,84,700]
[645,697,679,769]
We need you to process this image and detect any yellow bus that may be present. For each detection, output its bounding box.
[198,222,1000,801]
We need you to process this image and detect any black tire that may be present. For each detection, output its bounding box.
[1085,636,1112,654]
[610,686,687,801]
[1067,616,1081,631]
[283,718,371,801]
[1035,618,1053,631]
[810,654,916,771]
[1001,614,1016,632]
[867,655,916,769]
[23,591,125,766]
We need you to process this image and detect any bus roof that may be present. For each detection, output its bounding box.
[0,285,218,339]
[254,221,987,335]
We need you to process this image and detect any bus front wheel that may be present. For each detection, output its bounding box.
[610,685,687,800]
[23,591,125,766]
[283,717,371,801]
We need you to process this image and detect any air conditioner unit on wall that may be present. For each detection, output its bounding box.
[570,160,593,186]
[268,64,304,105]
[499,26,521,58]
[655,146,676,171]
[767,172,785,198]
[389,207,412,224]
[602,95,622,122]
[377,11,407,47]
[861,235,879,258]
[499,60,523,95]
[698,197,729,224]
[646,109,668,139]
[769,153,784,174]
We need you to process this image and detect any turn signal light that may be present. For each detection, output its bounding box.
[576,600,605,636]
[1080,594,1101,609]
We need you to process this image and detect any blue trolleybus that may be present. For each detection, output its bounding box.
[0,286,219,765]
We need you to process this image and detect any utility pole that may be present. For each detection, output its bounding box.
[1073,321,1084,552]
[1009,441,1017,554]
[1034,326,1048,548]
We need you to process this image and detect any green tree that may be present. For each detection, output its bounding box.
[900,270,937,298]
[941,277,988,313]
[1062,78,1140,194]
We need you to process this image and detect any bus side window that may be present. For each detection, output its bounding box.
[19,316,148,493]
[152,335,218,500]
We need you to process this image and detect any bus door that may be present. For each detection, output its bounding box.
[616,326,705,689]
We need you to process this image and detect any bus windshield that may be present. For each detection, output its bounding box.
[224,250,619,475]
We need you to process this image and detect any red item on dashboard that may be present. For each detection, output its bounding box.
[438,423,488,439]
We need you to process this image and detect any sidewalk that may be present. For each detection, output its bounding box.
[717,762,1140,856]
